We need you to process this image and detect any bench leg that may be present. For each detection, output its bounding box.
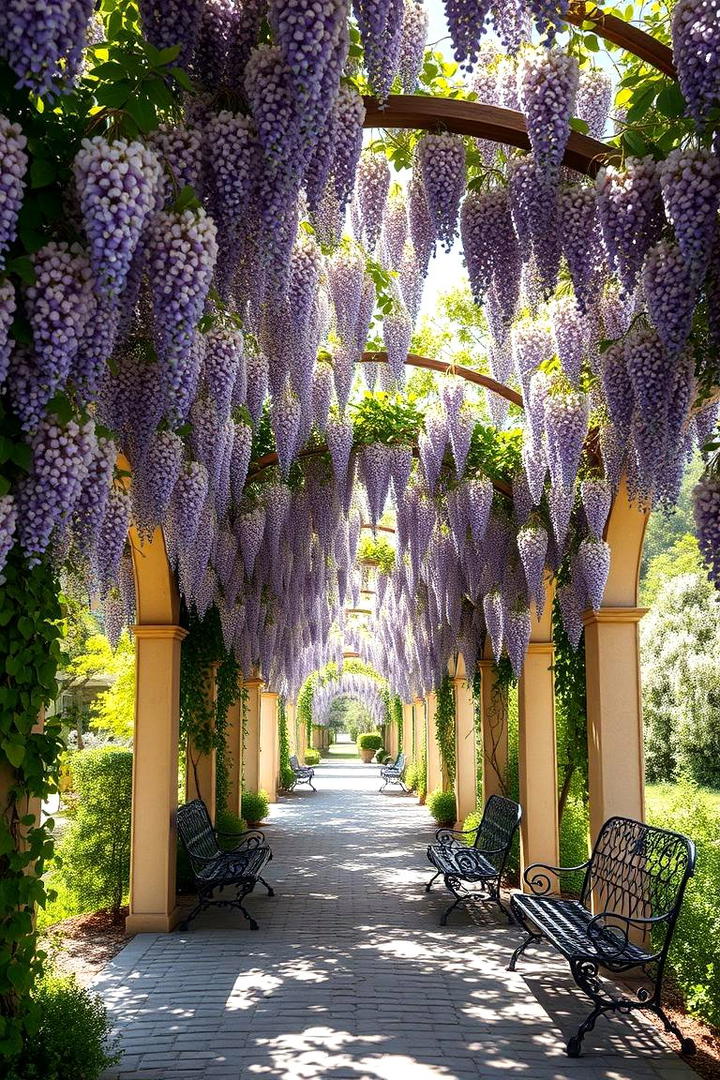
[440,895,463,926]
[507,931,542,971]
[567,1004,605,1057]
[178,894,209,932]
[257,875,275,897]
[651,1006,696,1056]
[235,886,259,931]
[425,869,441,893]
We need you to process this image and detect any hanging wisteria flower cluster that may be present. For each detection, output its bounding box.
[0,0,718,709]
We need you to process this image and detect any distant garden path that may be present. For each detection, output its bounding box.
[96,759,695,1080]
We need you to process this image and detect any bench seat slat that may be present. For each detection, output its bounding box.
[511,893,651,965]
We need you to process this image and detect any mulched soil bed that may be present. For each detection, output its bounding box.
[42,907,132,988]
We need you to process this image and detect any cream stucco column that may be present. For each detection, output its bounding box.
[243,677,261,794]
[452,656,477,826]
[413,698,426,800]
[185,661,218,820]
[426,691,443,793]
[223,676,244,818]
[401,702,413,757]
[478,658,508,802]
[127,624,186,934]
[517,589,560,885]
[584,608,647,842]
[386,718,398,759]
[259,689,279,802]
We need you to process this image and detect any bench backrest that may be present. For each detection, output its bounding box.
[289,755,300,769]
[581,817,696,944]
[474,794,522,873]
[177,799,221,872]
[395,752,406,772]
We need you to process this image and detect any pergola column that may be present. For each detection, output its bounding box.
[426,691,443,793]
[413,697,426,800]
[127,624,186,934]
[243,677,262,793]
[452,656,477,826]
[584,608,647,839]
[478,658,508,802]
[583,480,650,843]
[223,674,243,818]
[259,689,279,802]
[185,661,218,820]
[386,717,398,759]
[401,702,413,756]
[517,590,559,884]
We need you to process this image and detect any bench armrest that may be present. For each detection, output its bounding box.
[435,826,476,843]
[586,909,669,961]
[216,830,266,849]
[523,860,590,895]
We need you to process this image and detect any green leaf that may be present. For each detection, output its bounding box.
[569,117,590,135]
[29,158,57,189]
[89,60,129,80]
[584,34,600,51]
[656,81,686,119]
[17,616,34,640]
[169,66,193,90]
[623,129,649,156]
[145,76,175,108]
[95,80,133,108]
[2,742,25,768]
[125,94,157,133]
[156,44,182,64]
[6,256,36,284]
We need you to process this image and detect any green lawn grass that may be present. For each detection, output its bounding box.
[646,782,720,813]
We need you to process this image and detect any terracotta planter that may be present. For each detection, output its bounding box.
[359,748,375,763]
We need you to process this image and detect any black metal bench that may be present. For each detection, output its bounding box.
[289,754,316,791]
[509,815,696,1058]
[425,794,521,925]
[379,751,407,792]
[176,799,274,931]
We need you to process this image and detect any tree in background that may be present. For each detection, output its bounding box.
[641,559,720,786]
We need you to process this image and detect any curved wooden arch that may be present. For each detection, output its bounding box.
[363,96,619,175]
[566,1,676,78]
[361,352,523,407]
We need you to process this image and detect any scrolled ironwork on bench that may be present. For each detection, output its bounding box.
[425,794,522,925]
[289,754,316,791]
[176,798,275,931]
[508,815,697,1058]
[379,751,407,792]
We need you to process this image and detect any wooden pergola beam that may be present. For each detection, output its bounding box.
[361,352,523,407]
[566,1,676,78]
[363,96,619,175]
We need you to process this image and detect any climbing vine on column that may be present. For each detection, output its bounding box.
[435,671,456,788]
[0,547,65,1056]
[277,696,294,790]
[179,607,240,815]
[552,586,588,823]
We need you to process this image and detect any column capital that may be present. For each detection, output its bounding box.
[478,658,495,671]
[261,689,279,701]
[243,677,264,688]
[526,641,553,656]
[133,624,188,642]
[583,606,648,627]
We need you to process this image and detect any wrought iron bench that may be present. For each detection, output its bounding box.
[508,815,696,1058]
[176,799,274,931]
[379,751,407,792]
[425,794,521,925]
[289,754,316,791]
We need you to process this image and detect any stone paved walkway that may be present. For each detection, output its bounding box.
[97,756,697,1080]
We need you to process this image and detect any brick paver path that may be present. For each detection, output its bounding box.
[97,756,696,1080]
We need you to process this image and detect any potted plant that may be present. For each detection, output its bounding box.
[304,748,320,765]
[427,788,457,828]
[240,790,270,828]
[357,732,383,763]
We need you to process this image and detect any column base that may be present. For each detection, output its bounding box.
[126,906,182,934]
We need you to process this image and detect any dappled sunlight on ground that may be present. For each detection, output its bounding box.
[95,758,696,1079]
